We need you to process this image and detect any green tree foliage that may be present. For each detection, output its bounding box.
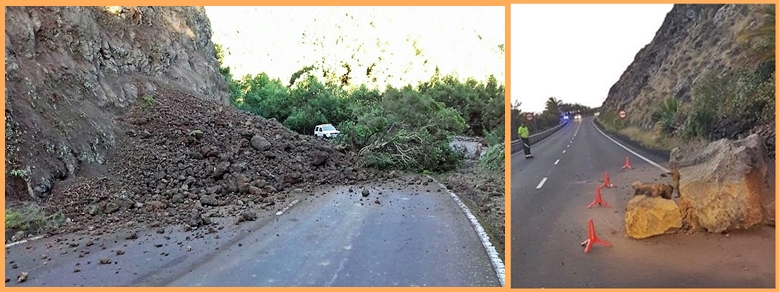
[683,63,775,140]
[545,97,561,115]
[346,86,468,172]
[214,44,243,102]
[213,43,503,173]
[477,120,505,172]
[417,68,505,137]
[478,143,504,172]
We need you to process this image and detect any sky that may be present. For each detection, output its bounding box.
[204,7,505,89]
[510,4,674,113]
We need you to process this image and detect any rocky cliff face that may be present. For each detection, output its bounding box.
[5,6,229,201]
[600,4,767,129]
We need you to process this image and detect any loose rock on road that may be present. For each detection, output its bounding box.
[6,177,502,287]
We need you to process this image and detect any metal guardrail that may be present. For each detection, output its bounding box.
[510,121,569,154]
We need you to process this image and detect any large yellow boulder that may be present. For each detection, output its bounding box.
[669,134,768,233]
[625,195,682,239]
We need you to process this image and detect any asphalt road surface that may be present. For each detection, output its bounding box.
[6,180,501,287]
[510,116,775,288]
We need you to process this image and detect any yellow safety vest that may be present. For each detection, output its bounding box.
[518,126,529,138]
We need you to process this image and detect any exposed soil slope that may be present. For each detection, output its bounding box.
[6,6,229,202]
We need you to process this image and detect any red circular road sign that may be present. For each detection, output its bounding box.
[525,113,534,121]
[618,110,627,119]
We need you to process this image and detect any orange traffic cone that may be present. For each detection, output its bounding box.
[587,185,610,208]
[580,218,613,253]
[601,171,615,188]
[621,156,633,170]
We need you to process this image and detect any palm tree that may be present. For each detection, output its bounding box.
[512,100,522,110]
[736,4,775,65]
[545,97,561,114]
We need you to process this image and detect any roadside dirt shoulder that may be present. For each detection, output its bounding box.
[435,160,505,262]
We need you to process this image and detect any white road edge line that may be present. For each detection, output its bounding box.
[536,177,548,189]
[5,235,46,248]
[554,159,560,165]
[426,175,505,287]
[275,199,301,216]
[591,118,671,173]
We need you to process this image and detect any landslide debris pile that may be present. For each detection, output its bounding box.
[5,6,229,202]
[44,84,379,235]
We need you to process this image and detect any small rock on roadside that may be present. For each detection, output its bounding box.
[239,211,257,222]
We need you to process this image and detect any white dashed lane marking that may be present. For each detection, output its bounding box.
[573,121,581,136]
[536,177,548,189]
[538,123,581,190]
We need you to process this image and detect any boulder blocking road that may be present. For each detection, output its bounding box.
[510,116,774,288]
[5,177,502,287]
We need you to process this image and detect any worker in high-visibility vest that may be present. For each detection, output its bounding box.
[518,122,534,159]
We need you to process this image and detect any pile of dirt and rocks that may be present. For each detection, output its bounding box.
[38,83,382,236]
[5,6,230,202]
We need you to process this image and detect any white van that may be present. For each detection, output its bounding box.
[314,124,340,139]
